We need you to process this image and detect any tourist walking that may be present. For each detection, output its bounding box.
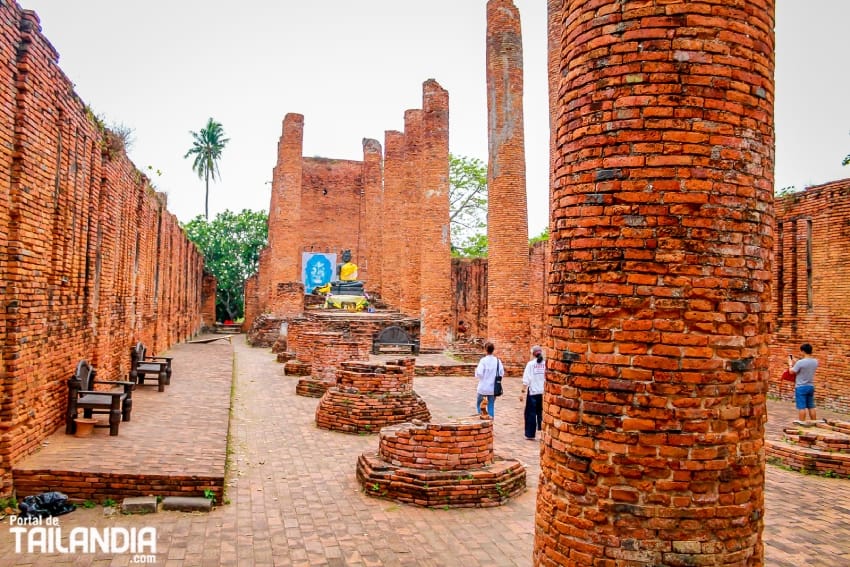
[475,342,503,418]
[521,345,545,439]
[788,343,820,423]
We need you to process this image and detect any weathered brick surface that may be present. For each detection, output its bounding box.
[361,138,383,292]
[266,113,304,315]
[380,131,405,310]
[770,180,850,412]
[0,4,207,495]
[419,81,452,350]
[538,1,775,565]
[486,0,530,365]
[201,273,217,330]
[246,313,285,348]
[401,109,424,317]
[315,359,430,434]
[356,417,526,508]
[12,470,222,504]
[528,240,550,351]
[766,419,850,478]
[452,258,488,340]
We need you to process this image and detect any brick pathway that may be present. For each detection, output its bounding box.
[0,335,848,565]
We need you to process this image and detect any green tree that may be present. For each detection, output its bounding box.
[449,154,488,257]
[183,209,268,321]
[184,118,230,220]
[529,226,549,244]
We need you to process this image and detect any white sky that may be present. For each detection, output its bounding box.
[17,0,850,237]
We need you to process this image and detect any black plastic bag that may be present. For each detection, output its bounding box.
[19,491,76,518]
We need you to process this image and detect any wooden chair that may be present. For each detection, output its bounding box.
[66,360,134,436]
[129,342,172,392]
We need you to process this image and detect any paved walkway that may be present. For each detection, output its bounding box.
[0,335,848,566]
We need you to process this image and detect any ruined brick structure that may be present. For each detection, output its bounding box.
[0,4,209,494]
[486,0,531,365]
[356,416,526,508]
[315,359,430,434]
[770,179,850,412]
[539,1,775,565]
[248,81,452,350]
[294,331,370,398]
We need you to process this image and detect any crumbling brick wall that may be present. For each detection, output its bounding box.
[0,3,208,495]
[771,179,850,411]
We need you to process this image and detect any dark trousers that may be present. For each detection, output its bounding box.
[524,393,543,438]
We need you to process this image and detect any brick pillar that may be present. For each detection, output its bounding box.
[537,2,775,566]
[242,273,258,333]
[547,0,562,237]
[200,272,217,329]
[267,113,303,317]
[381,130,405,310]
[361,138,383,294]
[486,0,530,365]
[419,80,452,350]
[401,110,424,317]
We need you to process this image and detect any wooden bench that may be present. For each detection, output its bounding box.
[130,342,173,392]
[66,360,134,436]
[372,326,420,355]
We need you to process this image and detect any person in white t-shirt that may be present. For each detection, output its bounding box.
[521,345,546,440]
[475,342,503,418]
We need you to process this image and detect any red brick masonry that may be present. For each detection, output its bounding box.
[356,417,526,508]
[315,359,430,434]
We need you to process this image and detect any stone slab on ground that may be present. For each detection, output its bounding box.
[121,496,157,514]
[161,496,212,512]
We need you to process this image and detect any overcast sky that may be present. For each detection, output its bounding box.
[17,0,850,237]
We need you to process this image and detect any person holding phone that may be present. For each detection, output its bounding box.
[788,343,820,423]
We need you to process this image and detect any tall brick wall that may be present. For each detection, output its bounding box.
[0,4,206,495]
[539,1,775,565]
[299,157,363,255]
[486,0,531,365]
[770,180,850,411]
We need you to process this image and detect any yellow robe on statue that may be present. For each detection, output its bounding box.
[339,262,358,281]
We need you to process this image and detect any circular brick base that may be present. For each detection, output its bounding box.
[356,452,526,508]
[315,388,431,434]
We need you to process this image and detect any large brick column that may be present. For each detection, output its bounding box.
[537,2,775,566]
[401,109,424,317]
[381,131,405,310]
[419,80,452,350]
[486,0,530,365]
[267,113,304,317]
[361,138,383,293]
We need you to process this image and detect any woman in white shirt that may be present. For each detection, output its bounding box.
[521,345,546,440]
[475,342,503,418]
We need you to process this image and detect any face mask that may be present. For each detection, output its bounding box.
[536,354,543,363]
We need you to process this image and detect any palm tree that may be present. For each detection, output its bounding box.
[184,118,230,219]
